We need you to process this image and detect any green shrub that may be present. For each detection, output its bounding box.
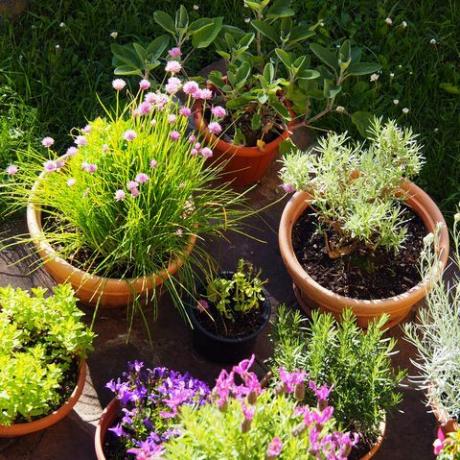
[0,284,94,425]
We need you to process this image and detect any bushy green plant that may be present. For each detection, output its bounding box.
[0,284,94,425]
[270,306,405,442]
[279,118,423,257]
[405,212,460,422]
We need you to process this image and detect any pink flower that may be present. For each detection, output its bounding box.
[188,134,196,143]
[139,79,151,91]
[267,437,283,458]
[309,381,332,401]
[165,60,182,74]
[200,147,213,159]
[281,183,295,193]
[194,142,202,150]
[241,403,255,421]
[138,101,152,115]
[130,187,140,198]
[127,180,139,191]
[208,121,222,135]
[43,160,57,172]
[66,146,78,157]
[433,429,445,456]
[67,178,76,187]
[211,106,227,118]
[183,81,199,95]
[82,124,91,134]
[132,108,140,117]
[179,106,191,117]
[41,137,55,148]
[165,77,181,94]
[190,148,199,156]
[168,114,177,124]
[75,135,88,146]
[135,173,149,184]
[170,130,180,141]
[150,159,158,169]
[55,159,65,169]
[197,299,209,312]
[123,130,137,142]
[199,88,213,100]
[279,368,307,393]
[312,405,334,425]
[82,162,97,173]
[168,47,182,58]
[145,92,169,109]
[114,189,126,201]
[5,165,18,175]
[112,78,126,91]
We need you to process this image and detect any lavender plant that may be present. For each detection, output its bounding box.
[105,362,209,459]
[0,284,94,425]
[279,118,424,258]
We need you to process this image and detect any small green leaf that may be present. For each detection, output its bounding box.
[208,71,225,89]
[251,20,279,44]
[351,111,373,136]
[267,0,295,18]
[298,69,320,80]
[288,25,315,45]
[192,18,223,48]
[347,62,381,76]
[114,65,143,76]
[263,62,275,83]
[439,83,460,95]
[339,39,351,69]
[251,113,262,131]
[271,99,290,120]
[153,11,176,35]
[310,43,338,73]
[275,48,293,68]
[235,62,252,88]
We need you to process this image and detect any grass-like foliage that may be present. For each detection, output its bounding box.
[270,306,405,442]
[405,214,460,422]
[280,118,423,257]
[0,284,94,425]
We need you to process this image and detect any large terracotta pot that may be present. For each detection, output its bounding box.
[27,174,197,308]
[193,100,294,188]
[0,361,86,437]
[279,181,449,328]
[95,398,119,460]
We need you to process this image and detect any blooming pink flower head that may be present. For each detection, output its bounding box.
[188,134,196,143]
[200,147,213,159]
[114,189,126,201]
[199,88,213,100]
[75,135,88,146]
[190,148,199,156]
[279,368,307,394]
[266,437,283,458]
[66,146,78,157]
[194,142,202,150]
[67,178,76,187]
[281,183,295,193]
[41,137,55,148]
[139,79,151,91]
[208,121,222,135]
[55,159,65,169]
[170,130,180,141]
[112,78,126,91]
[433,428,445,456]
[150,159,158,169]
[82,162,97,173]
[168,114,177,124]
[123,130,137,142]
[82,124,91,134]
[179,106,191,117]
[168,47,182,58]
[309,381,332,402]
[165,60,182,74]
[130,187,140,198]
[138,101,152,115]
[241,403,255,422]
[183,80,199,95]
[165,77,182,95]
[197,299,209,312]
[135,173,149,184]
[6,165,18,175]
[43,160,57,172]
[211,106,227,118]
[312,405,334,425]
[127,180,139,191]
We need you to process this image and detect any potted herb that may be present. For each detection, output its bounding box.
[0,284,94,437]
[163,355,359,459]
[405,213,460,435]
[95,362,209,460]
[2,64,248,311]
[271,306,405,458]
[278,118,449,327]
[188,259,271,363]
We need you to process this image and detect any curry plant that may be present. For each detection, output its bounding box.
[0,284,94,425]
[279,118,424,258]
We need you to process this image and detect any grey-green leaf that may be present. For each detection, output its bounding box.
[153,11,176,35]
[310,43,338,73]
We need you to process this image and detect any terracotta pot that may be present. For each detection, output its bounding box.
[279,181,449,328]
[27,174,197,308]
[432,402,459,435]
[0,361,86,437]
[359,421,386,460]
[193,100,295,188]
[95,398,119,460]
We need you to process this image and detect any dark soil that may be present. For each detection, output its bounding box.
[292,207,426,299]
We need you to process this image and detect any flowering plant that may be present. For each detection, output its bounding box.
[2,64,249,315]
[434,428,460,459]
[164,355,358,459]
[105,362,209,459]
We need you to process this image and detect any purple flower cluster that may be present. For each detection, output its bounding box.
[106,362,209,459]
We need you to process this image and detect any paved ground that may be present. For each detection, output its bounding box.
[0,126,441,460]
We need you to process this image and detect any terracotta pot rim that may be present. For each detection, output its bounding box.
[0,360,86,437]
[95,398,119,460]
[279,181,450,310]
[431,400,459,433]
[359,419,386,460]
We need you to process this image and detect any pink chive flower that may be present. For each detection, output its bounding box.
[168,114,177,124]
[281,183,295,193]
[200,88,213,100]
[66,146,78,157]
[266,437,283,458]
[130,187,140,198]
[183,81,199,95]
[200,147,213,159]
[112,78,126,91]
[82,162,97,173]
[6,165,18,175]
[135,173,149,184]
[190,148,199,156]
[114,189,126,201]
[194,142,202,150]
[56,159,65,169]
[132,108,140,118]
[75,135,88,146]
[43,160,57,172]
[197,299,209,312]
[179,106,191,117]
[165,77,182,94]
[138,101,152,115]
[208,121,222,135]
[188,134,196,143]
[168,47,182,58]
[123,130,137,142]
[211,106,227,118]
[82,124,92,134]
[67,178,76,187]
[150,159,158,169]
[165,60,182,74]
[170,130,180,141]
[41,137,55,148]
[127,180,139,191]
[139,79,151,91]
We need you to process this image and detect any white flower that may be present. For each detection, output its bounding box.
[193,4,199,10]
[110,31,118,39]
[55,44,60,49]
[393,99,399,105]
[454,212,460,223]
[390,72,395,78]
[244,17,250,23]
[402,107,409,114]
[335,106,346,113]
[385,17,393,25]
[430,38,437,45]
[398,64,403,69]
[319,21,325,27]
[59,22,65,28]
[401,21,407,28]
[434,128,439,133]
[370,73,380,82]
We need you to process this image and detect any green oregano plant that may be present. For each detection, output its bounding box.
[270,306,406,443]
[0,284,94,425]
[279,118,424,258]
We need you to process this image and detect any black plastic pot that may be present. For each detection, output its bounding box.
[188,273,271,364]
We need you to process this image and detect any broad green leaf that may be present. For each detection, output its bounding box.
[323,80,342,99]
[351,111,373,137]
[238,32,255,49]
[190,18,212,32]
[175,5,189,30]
[275,48,293,68]
[251,20,278,44]
[439,83,460,95]
[153,11,176,35]
[267,0,295,18]
[111,44,142,68]
[235,62,252,88]
[263,62,275,83]
[271,99,291,120]
[192,18,223,48]
[347,62,381,76]
[146,35,170,61]
[288,26,315,45]
[132,43,147,62]
[114,65,143,76]
[351,47,362,63]
[298,69,320,80]
[310,43,338,72]
[216,50,231,60]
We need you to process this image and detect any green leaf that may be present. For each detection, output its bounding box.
[208,71,225,89]
[251,20,279,44]
[439,83,460,95]
[310,43,338,73]
[111,44,143,68]
[192,17,223,48]
[234,62,252,88]
[114,65,143,77]
[153,11,176,35]
[288,25,315,45]
[323,80,342,99]
[298,69,320,80]
[347,62,381,76]
[251,113,262,131]
[175,5,189,30]
[275,48,293,68]
[351,47,362,63]
[267,0,295,18]
[339,39,351,69]
[263,62,275,83]
[146,35,170,61]
[351,111,373,137]
[238,32,255,49]
[271,99,290,120]
[132,43,147,62]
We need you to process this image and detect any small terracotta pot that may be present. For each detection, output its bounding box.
[95,398,119,460]
[0,361,86,437]
[193,100,294,188]
[27,174,197,308]
[279,181,449,328]
[359,421,386,459]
